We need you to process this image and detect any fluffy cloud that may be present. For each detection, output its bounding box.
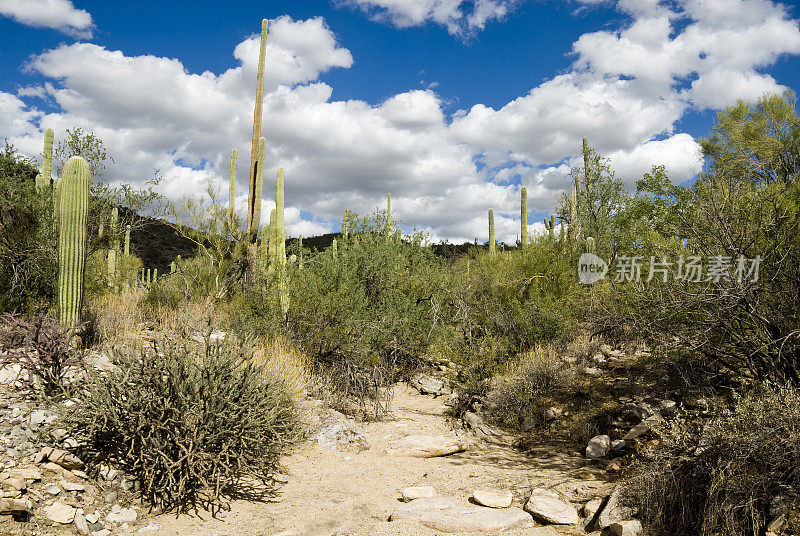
[0,0,93,38]
[339,0,517,35]
[3,2,799,244]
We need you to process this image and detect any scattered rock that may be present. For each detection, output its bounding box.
[8,467,42,481]
[90,529,112,536]
[60,480,87,492]
[596,487,638,530]
[44,484,61,495]
[387,435,466,458]
[543,407,563,421]
[315,410,370,452]
[74,511,90,535]
[524,489,579,525]
[401,486,436,502]
[586,435,610,459]
[0,497,30,515]
[103,491,118,503]
[28,409,58,428]
[106,505,138,524]
[463,412,500,441]
[46,502,76,524]
[472,489,512,509]
[1,477,25,492]
[410,373,444,396]
[390,498,533,533]
[98,465,119,481]
[610,440,626,452]
[604,519,642,536]
[581,497,605,530]
[583,367,603,377]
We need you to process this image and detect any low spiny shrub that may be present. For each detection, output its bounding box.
[65,333,300,514]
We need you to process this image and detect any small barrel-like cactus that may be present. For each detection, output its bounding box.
[488,209,495,255]
[57,156,90,327]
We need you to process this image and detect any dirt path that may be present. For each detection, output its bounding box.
[153,384,612,536]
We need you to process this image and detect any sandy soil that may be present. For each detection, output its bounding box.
[151,384,612,536]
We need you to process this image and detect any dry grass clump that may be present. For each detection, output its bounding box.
[626,383,800,536]
[86,289,148,344]
[484,344,577,430]
[252,336,312,403]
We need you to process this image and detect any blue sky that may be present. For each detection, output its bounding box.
[2,0,800,242]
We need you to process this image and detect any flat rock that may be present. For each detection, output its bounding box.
[604,519,642,536]
[387,435,466,458]
[401,486,436,502]
[472,489,512,508]
[0,497,31,515]
[74,511,90,535]
[586,435,610,459]
[106,505,137,524]
[597,487,638,529]
[35,447,84,470]
[411,373,444,395]
[391,498,533,533]
[464,412,501,441]
[524,490,579,525]
[60,480,87,492]
[46,502,76,524]
[315,410,369,452]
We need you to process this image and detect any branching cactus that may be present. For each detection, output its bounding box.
[36,128,54,190]
[544,214,555,239]
[57,156,90,328]
[488,209,495,256]
[246,19,269,240]
[228,148,237,230]
[520,186,528,247]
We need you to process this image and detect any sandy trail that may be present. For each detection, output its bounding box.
[153,384,610,536]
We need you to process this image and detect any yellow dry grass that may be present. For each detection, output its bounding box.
[252,336,313,403]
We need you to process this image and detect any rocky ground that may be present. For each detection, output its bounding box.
[0,343,678,536]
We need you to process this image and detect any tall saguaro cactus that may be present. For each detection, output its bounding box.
[488,209,495,256]
[228,148,237,229]
[386,193,392,239]
[520,186,528,247]
[252,137,266,236]
[36,128,54,190]
[544,214,555,239]
[124,225,131,256]
[58,157,90,328]
[275,167,285,263]
[246,19,269,241]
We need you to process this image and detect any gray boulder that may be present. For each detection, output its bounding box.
[391,498,533,533]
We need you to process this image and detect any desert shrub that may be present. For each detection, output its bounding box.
[483,344,577,430]
[627,383,800,536]
[66,334,300,514]
[0,145,58,313]
[268,212,454,418]
[0,313,83,396]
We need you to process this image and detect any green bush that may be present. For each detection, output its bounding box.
[65,334,300,513]
[627,383,800,536]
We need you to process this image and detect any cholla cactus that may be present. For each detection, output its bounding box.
[57,156,90,327]
[488,209,495,256]
[520,186,528,247]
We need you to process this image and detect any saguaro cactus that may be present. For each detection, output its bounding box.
[228,148,237,229]
[520,186,528,247]
[124,225,131,256]
[488,209,495,256]
[386,193,392,239]
[36,128,54,190]
[246,19,269,240]
[275,167,285,263]
[107,249,116,287]
[585,236,595,254]
[544,214,555,239]
[250,137,267,240]
[342,209,350,240]
[58,157,90,328]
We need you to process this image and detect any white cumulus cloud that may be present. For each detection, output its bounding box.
[0,0,93,38]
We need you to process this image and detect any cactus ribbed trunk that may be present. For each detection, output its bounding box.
[386,193,392,239]
[252,137,266,234]
[342,209,349,240]
[246,19,269,241]
[228,148,237,229]
[124,225,130,256]
[58,156,89,328]
[570,178,578,241]
[37,128,54,190]
[488,209,495,256]
[582,136,591,195]
[520,187,527,247]
[276,167,285,263]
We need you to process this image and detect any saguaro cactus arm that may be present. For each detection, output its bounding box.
[37,128,54,190]
[520,186,528,247]
[228,148,237,229]
[58,156,90,327]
